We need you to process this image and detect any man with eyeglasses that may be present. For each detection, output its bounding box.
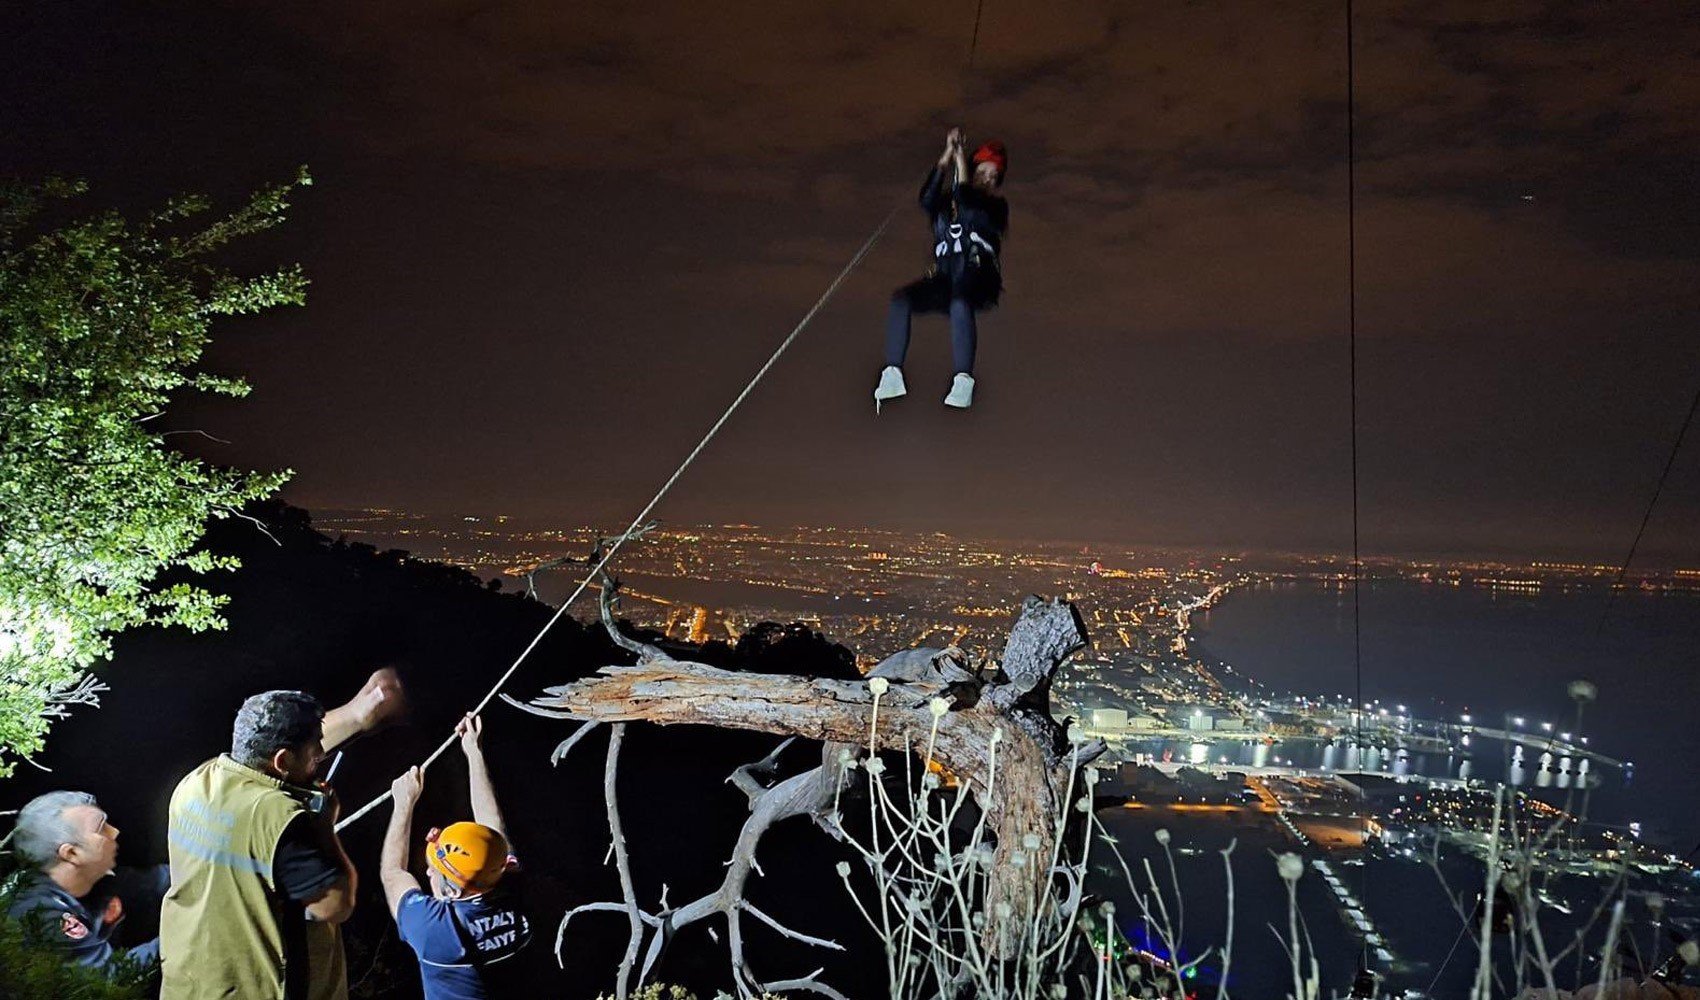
[7,790,166,977]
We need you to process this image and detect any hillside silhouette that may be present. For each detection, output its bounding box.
[4,502,882,998]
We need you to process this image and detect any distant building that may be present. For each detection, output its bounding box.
[688,607,711,644]
[1123,765,1182,802]
[1333,772,1418,809]
[1172,766,1249,803]
[1089,708,1129,731]
[1182,707,1215,731]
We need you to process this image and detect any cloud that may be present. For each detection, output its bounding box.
[262,1,1700,276]
[121,0,1699,551]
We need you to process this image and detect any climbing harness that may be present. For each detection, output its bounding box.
[934,224,998,268]
[336,202,903,832]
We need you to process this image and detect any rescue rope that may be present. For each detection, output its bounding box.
[1425,918,1472,995]
[337,202,903,831]
[1345,0,1371,960]
[1564,361,1700,845]
[966,0,986,76]
[1592,374,1700,639]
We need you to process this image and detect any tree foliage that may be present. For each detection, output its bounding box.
[0,171,309,776]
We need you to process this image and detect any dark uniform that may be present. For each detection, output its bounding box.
[7,865,167,975]
[884,163,1009,376]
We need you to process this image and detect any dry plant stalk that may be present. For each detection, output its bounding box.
[515,581,1337,999]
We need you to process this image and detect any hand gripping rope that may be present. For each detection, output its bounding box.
[336,203,902,832]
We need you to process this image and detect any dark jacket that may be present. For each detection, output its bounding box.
[918,166,1008,306]
[7,867,166,976]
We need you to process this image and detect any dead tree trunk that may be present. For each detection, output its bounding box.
[526,594,1102,976]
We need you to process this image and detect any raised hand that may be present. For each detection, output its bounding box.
[390,766,424,810]
[456,713,484,758]
[352,668,405,731]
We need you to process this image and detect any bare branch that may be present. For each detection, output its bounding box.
[606,725,644,999]
[555,902,660,971]
[533,593,1093,992]
[551,721,603,766]
[761,970,854,1000]
[729,737,797,805]
[160,429,232,445]
[741,901,845,951]
[498,692,578,721]
[217,505,280,546]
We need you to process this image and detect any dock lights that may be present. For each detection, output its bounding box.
[1460,713,1472,723]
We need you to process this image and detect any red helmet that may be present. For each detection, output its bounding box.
[971,140,1007,181]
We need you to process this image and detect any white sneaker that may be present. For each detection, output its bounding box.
[873,366,907,408]
[944,373,975,408]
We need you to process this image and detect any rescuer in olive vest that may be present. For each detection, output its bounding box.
[159,672,400,1000]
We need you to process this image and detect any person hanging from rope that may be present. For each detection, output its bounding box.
[874,127,1008,410]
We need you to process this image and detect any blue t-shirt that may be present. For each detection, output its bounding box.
[395,880,531,1000]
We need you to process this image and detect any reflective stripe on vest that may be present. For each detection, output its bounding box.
[160,756,306,1000]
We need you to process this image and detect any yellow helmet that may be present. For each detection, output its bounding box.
[426,822,509,891]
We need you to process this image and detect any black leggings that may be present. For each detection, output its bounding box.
[884,271,995,376]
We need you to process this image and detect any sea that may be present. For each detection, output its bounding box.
[1190,578,1700,848]
[1100,578,1700,998]
[1088,802,1688,1000]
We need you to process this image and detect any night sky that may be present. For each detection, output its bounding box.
[8,1,1700,558]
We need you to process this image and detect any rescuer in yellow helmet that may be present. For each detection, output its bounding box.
[380,715,531,1000]
[425,821,508,892]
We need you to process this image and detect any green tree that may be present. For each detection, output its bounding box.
[0,170,309,776]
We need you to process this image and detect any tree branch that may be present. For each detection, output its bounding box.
[606,724,643,1000]
[534,592,1094,990]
